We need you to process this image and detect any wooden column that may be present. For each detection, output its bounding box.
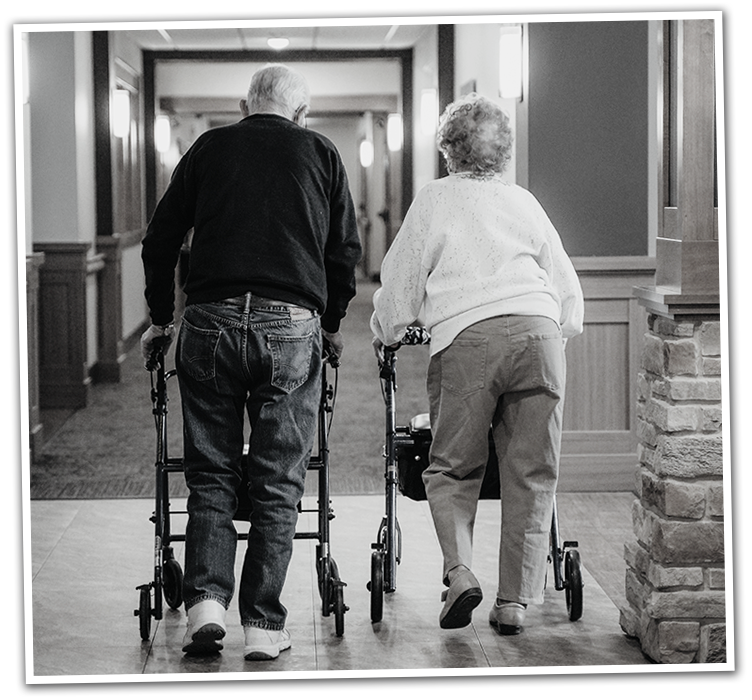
[627,19,724,663]
[33,242,94,409]
[636,19,719,314]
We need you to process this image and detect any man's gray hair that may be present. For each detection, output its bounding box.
[246,63,310,119]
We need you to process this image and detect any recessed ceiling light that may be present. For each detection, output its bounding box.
[267,37,290,50]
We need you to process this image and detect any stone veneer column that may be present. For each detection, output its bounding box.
[620,313,725,663]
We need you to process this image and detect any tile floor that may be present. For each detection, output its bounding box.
[28,490,656,684]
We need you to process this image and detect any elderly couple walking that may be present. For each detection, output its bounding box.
[141,63,584,661]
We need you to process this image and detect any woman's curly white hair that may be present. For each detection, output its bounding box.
[436,93,513,176]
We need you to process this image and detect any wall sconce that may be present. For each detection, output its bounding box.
[359,139,374,168]
[21,33,30,105]
[499,25,523,100]
[387,113,403,152]
[267,37,290,50]
[155,115,171,153]
[112,88,131,138]
[420,88,438,136]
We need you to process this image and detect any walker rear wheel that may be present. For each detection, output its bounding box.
[565,549,583,622]
[324,558,347,636]
[162,557,183,610]
[369,549,384,623]
[316,556,334,609]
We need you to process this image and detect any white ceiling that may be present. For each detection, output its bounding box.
[124,24,432,52]
[125,24,434,116]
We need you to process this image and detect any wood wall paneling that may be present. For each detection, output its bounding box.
[26,253,45,458]
[558,257,656,492]
[34,243,92,409]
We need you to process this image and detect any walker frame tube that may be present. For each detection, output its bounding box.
[383,350,400,592]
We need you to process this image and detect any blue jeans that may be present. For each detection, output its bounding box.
[423,315,565,605]
[176,293,322,630]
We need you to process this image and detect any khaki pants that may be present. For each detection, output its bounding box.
[423,315,565,605]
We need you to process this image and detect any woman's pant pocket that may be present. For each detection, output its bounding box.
[527,331,565,394]
[438,338,488,395]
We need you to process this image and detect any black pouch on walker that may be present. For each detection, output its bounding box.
[396,413,501,501]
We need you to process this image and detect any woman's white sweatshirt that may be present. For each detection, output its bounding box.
[371,173,585,355]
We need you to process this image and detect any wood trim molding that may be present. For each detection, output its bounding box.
[93,32,114,237]
[633,284,720,319]
[572,255,657,274]
[26,253,46,459]
[117,227,146,249]
[92,236,125,383]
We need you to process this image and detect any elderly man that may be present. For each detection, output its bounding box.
[141,64,361,660]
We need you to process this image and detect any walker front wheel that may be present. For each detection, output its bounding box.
[136,586,152,641]
[334,584,346,637]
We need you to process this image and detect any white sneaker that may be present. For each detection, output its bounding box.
[182,599,227,654]
[243,626,292,660]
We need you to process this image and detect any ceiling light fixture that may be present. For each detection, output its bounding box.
[157,29,175,48]
[267,37,290,50]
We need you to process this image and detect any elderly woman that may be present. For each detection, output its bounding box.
[371,93,584,635]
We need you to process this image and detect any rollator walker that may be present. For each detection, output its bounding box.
[135,341,347,640]
[367,327,583,625]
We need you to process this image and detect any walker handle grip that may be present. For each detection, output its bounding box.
[146,336,171,372]
[399,326,431,346]
[380,326,431,377]
[322,337,340,368]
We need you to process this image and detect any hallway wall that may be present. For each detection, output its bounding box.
[527,21,650,257]
[450,20,657,490]
[27,32,103,411]
[27,32,97,249]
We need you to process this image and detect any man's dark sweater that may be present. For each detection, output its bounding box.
[142,113,362,333]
